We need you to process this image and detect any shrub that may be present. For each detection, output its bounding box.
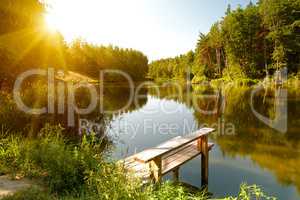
[0,124,277,200]
[192,75,208,84]
[0,124,104,194]
[0,124,147,197]
[223,184,276,200]
[150,182,208,200]
[223,64,247,81]
[0,93,31,133]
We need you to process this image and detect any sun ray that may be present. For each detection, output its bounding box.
[0,27,38,45]
[56,41,67,69]
[11,29,45,67]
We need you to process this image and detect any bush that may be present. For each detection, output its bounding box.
[0,124,103,194]
[192,75,208,84]
[150,182,208,200]
[0,124,277,200]
[223,184,276,200]
[0,124,147,198]
[223,64,247,80]
[0,93,31,133]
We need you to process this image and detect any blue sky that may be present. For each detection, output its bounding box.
[141,0,257,60]
[47,0,257,60]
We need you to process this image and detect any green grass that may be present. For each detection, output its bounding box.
[1,187,52,200]
[0,124,277,200]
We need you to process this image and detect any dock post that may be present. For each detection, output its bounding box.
[201,135,209,187]
[172,167,180,182]
[150,157,162,183]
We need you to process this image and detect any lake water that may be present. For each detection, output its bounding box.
[105,84,300,200]
[1,82,300,199]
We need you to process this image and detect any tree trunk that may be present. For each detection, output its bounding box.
[264,38,268,77]
[216,48,221,76]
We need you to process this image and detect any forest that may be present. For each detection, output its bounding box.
[0,0,148,86]
[0,0,297,199]
[1,0,299,86]
[149,0,300,83]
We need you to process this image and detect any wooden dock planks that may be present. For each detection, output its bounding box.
[122,142,214,177]
[134,128,214,163]
[119,128,215,185]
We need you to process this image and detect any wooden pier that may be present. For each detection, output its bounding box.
[119,128,215,187]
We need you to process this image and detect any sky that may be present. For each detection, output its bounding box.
[46,0,257,61]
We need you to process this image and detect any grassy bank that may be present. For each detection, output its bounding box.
[151,73,300,89]
[192,74,300,89]
[0,124,276,200]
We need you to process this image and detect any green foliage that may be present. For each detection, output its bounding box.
[0,0,68,83]
[0,132,22,176]
[1,183,277,200]
[222,63,247,80]
[1,187,53,200]
[272,45,286,69]
[222,184,276,200]
[148,51,195,81]
[259,0,300,71]
[192,74,208,84]
[0,83,48,133]
[149,182,208,200]
[0,1,148,86]
[222,4,266,78]
[67,40,148,81]
[0,124,96,194]
[35,125,85,193]
[0,124,277,200]
[0,0,44,35]
[196,23,224,79]
[0,124,146,198]
[150,0,299,82]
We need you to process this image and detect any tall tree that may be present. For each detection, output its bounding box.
[222,3,265,78]
[0,0,44,34]
[67,40,149,81]
[0,0,47,87]
[209,23,224,76]
[259,0,300,72]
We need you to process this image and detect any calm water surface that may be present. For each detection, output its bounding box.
[1,83,300,199]
[106,85,300,200]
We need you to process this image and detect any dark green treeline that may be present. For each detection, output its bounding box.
[149,0,300,82]
[0,0,148,87]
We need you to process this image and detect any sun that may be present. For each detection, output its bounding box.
[45,13,60,32]
[43,0,163,59]
[43,0,99,42]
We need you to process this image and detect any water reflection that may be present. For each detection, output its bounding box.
[1,81,300,199]
[113,84,300,199]
[0,81,148,137]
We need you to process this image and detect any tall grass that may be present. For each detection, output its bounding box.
[0,124,276,200]
[0,124,149,198]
